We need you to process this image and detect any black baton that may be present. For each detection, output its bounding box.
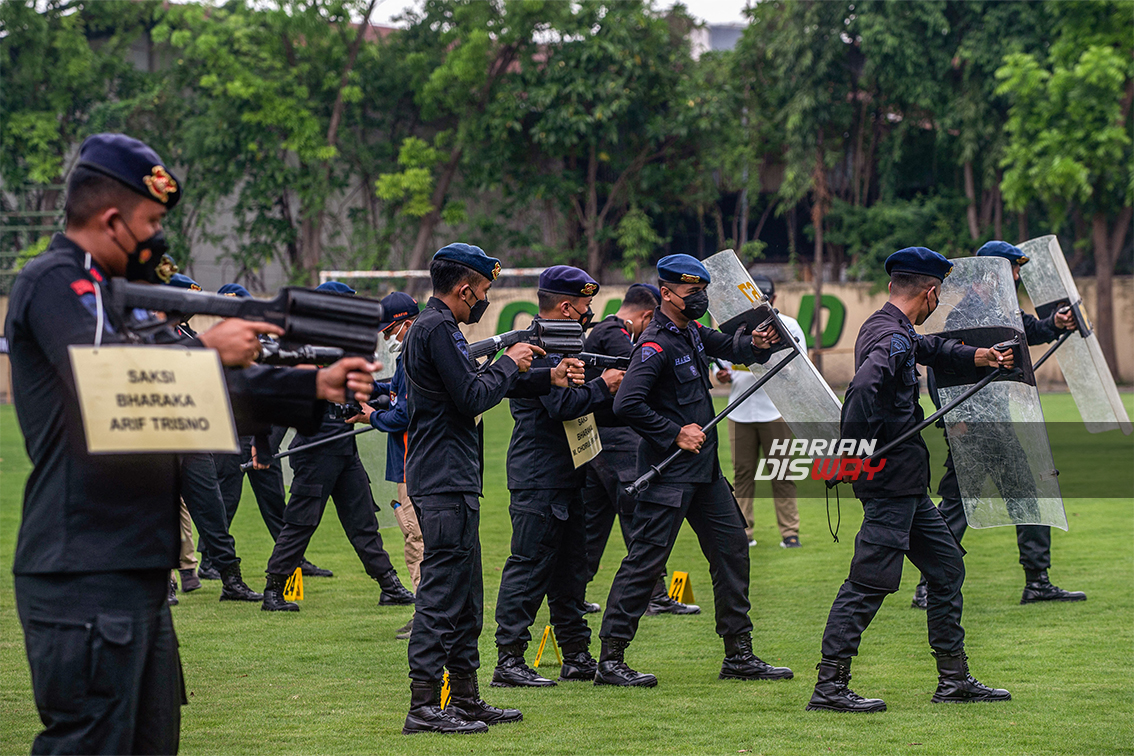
[239,426,375,471]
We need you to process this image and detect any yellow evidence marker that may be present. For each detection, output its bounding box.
[533,625,562,668]
[283,567,304,601]
[668,571,694,604]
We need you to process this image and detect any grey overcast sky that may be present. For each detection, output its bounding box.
[370,1,751,27]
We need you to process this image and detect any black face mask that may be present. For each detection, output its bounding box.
[570,303,595,328]
[678,289,710,320]
[113,218,170,283]
[464,289,489,324]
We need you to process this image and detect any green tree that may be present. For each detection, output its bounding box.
[996,1,1133,374]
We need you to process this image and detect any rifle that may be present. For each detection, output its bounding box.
[575,352,630,370]
[105,279,385,356]
[257,342,351,366]
[466,319,585,362]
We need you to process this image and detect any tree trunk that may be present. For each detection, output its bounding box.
[964,160,979,240]
[993,170,1003,239]
[811,202,825,373]
[1091,207,1132,380]
[404,144,463,293]
[737,187,749,250]
[299,213,323,286]
[584,144,601,275]
[1017,211,1028,243]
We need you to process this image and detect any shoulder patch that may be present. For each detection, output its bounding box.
[640,341,663,362]
[70,279,95,297]
[889,333,910,357]
[452,330,469,358]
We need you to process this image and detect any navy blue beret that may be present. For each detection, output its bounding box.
[217,283,251,298]
[658,254,711,285]
[635,283,662,301]
[317,280,356,295]
[167,273,201,291]
[77,133,182,209]
[539,265,599,297]
[885,247,953,281]
[433,242,501,282]
[977,240,1029,266]
[378,291,420,331]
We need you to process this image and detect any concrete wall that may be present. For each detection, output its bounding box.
[2,275,1130,403]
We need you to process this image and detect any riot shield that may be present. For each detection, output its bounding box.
[280,427,398,529]
[924,257,1067,530]
[1018,235,1132,435]
[703,250,842,441]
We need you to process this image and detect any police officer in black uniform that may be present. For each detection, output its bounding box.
[807,247,1013,713]
[212,282,333,578]
[260,280,415,612]
[492,266,623,687]
[581,283,700,617]
[599,254,792,687]
[909,241,1084,610]
[5,133,378,753]
[401,244,584,735]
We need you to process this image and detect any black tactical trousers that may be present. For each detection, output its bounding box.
[495,488,590,649]
[408,493,482,680]
[582,453,636,583]
[600,477,753,642]
[214,427,288,541]
[265,452,394,579]
[180,453,241,572]
[936,496,1051,573]
[822,494,966,659]
[15,571,183,756]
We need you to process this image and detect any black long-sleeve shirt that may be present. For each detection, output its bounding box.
[613,308,766,483]
[5,234,325,575]
[403,297,551,500]
[841,302,977,500]
[507,321,612,494]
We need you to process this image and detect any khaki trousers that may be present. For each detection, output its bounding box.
[728,417,799,541]
[178,499,198,570]
[395,482,423,591]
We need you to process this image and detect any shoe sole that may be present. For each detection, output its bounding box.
[1020,596,1087,604]
[932,694,1011,703]
[380,599,416,606]
[220,595,264,602]
[262,606,300,612]
[805,702,887,713]
[594,678,658,688]
[719,671,794,681]
[489,680,556,688]
[402,726,488,735]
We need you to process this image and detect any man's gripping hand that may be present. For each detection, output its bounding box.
[553,357,586,388]
[676,423,706,453]
[503,342,545,373]
[200,319,283,367]
[317,358,382,404]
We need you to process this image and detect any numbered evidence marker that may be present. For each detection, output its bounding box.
[532,625,562,668]
[283,567,304,601]
[563,413,602,469]
[440,671,451,709]
[68,345,238,454]
[668,571,694,604]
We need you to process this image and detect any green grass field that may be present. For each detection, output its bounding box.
[1,394,1132,755]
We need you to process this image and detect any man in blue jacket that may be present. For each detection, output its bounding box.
[359,291,422,639]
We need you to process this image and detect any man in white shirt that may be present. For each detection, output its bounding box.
[716,276,807,549]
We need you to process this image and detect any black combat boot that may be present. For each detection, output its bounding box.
[300,559,333,577]
[447,672,523,726]
[720,633,793,680]
[180,568,202,593]
[402,680,487,735]
[594,638,657,687]
[1021,570,1086,604]
[219,564,264,602]
[911,580,928,610]
[558,641,598,682]
[644,578,700,615]
[376,570,415,605]
[492,643,556,687]
[168,578,179,606]
[261,573,299,612]
[930,649,1011,703]
[805,657,886,712]
[197,563,221,580]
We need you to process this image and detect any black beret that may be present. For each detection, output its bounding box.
[885,247,953,281]
[538,265,599,297]
[433,242,501,282]
[77,133,182,209]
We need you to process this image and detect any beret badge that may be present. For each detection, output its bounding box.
[582,282,597,296]
[680,273,700,284]
[492,262,501,280]
[144,165,178,204]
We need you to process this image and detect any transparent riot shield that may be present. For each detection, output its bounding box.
[1018,235,1132,435]
[280,426,398,529]
[924,257,1066,530]
[703,250,842,441]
